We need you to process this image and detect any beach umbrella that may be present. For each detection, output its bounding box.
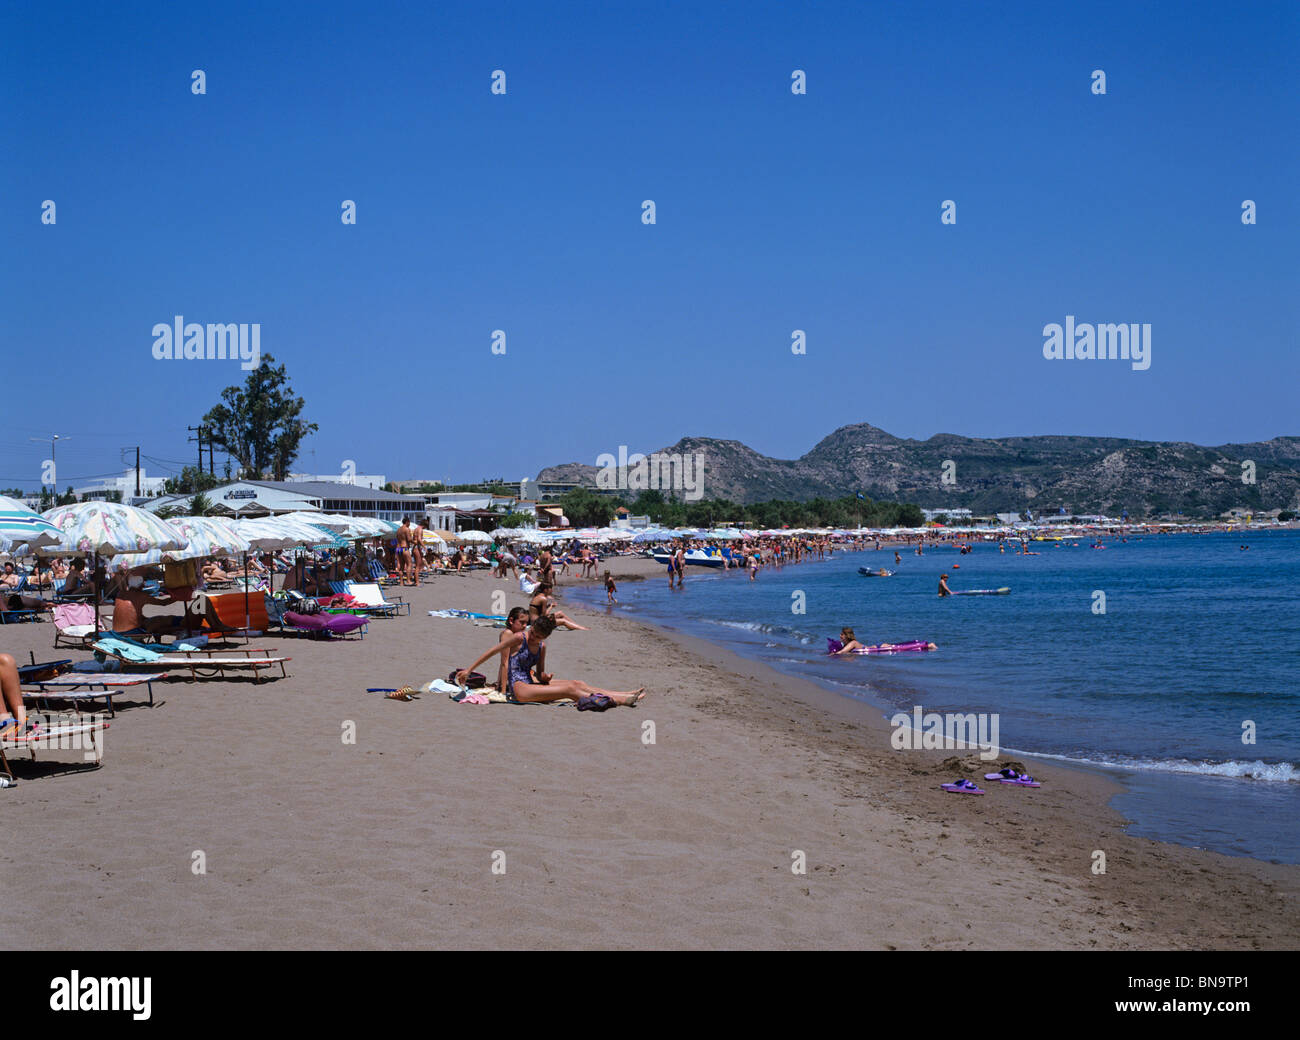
[39,501,191,637]
[41,501,188,557]
[0,495,63,553]
[459,530,491,543]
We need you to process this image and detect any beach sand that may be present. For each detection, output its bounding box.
[2,558,1296,950]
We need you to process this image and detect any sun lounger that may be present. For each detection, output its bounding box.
[201,591,269,637]
[22,672,168,714]
[52,602,99,647]
[91,636,289,683]
[1,713,109,780]
[344,582,409,616]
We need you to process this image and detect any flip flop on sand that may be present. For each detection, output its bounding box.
[941,779,984,795]
[984,768,1023,781]
[367,686,418,701]
[999,774,1041,787]
[577,694,615,712]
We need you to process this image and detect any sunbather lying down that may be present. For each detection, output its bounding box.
[455,614,645,706]
[0,652,33,738]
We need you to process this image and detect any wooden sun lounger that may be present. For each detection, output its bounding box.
[21,672,169,714]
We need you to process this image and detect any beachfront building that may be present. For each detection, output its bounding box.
[143,480,427,521]
[74,467,169,503]
[922,508,973,523]
[287,470,387,490]
[519,477,585,501]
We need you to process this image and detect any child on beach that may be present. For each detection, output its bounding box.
[604,570,617,603]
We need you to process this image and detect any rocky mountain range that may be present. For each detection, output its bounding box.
[537,423,1300,517]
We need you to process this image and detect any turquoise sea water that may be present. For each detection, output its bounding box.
[567,529,1300,863]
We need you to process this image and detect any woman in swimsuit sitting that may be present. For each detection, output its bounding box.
[528,582,588,631]
[456,614,644,706]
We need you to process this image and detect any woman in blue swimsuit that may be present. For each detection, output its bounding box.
[457,615,645,705]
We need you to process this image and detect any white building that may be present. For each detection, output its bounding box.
[74,468,169,502]
[287,471,387,490]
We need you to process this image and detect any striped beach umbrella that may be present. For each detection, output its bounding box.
[0,494,63,553]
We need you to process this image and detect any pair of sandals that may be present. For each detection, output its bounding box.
[576,694,615,712]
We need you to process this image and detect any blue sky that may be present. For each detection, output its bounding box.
[2,0,1296,491]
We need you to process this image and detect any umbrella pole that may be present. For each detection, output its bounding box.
[93,551,101,640]
[243,550,251,637]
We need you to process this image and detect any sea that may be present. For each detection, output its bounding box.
[566,529,1300,864]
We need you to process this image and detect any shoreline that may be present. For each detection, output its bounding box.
[1,561,1295,949]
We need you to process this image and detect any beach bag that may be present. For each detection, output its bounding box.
[449,669,487,689]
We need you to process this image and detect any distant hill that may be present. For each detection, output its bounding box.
[537,423,1300,517]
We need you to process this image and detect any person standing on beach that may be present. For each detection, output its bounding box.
[605,570,617,603]
[539,547,555,589]
[396,517,414,586]
[411,519,427,582]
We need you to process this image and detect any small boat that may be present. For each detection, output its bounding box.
[650,548,727,568]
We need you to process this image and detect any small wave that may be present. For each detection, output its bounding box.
[1008,748,1299,783]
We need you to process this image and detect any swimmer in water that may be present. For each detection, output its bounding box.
[938,573,953,597]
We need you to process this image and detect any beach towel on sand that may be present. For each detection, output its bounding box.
[428,679,574,706]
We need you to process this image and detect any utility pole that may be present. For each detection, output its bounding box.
[135,447,141,496]
[187,426,206,480]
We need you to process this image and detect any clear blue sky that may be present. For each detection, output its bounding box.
[2,0,1296,491]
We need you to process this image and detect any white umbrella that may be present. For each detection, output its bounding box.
[459,529,491,543]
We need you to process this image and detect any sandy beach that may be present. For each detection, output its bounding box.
[1,556,1296,950]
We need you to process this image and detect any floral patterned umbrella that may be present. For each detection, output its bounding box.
[40,502,188,557]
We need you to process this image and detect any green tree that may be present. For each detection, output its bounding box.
[202,355,318,481]
[163,466,221,496]
[558,487,615,528]
[56,485,77,506]
[188,491,214,516]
